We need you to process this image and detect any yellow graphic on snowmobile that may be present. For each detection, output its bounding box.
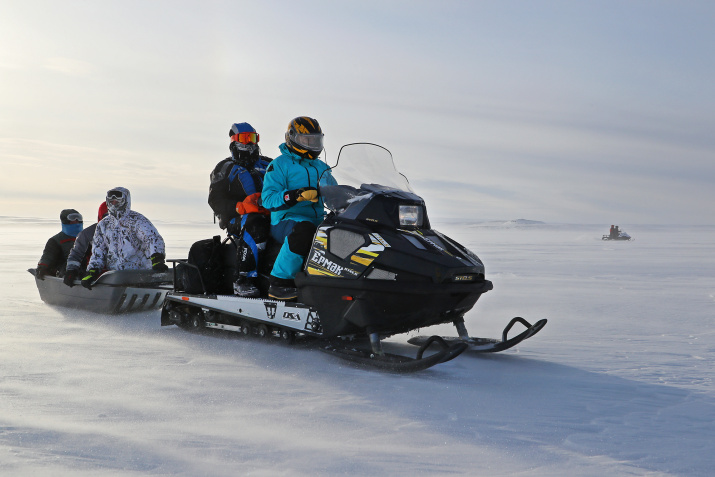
[307,227,389,278]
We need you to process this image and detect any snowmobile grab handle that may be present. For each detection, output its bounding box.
[501,317,534,342]
[415,335,467,363]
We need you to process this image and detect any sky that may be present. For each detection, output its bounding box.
[1,1,715,225]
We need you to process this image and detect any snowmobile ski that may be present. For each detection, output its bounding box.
[320,335,468,372]
[408,317,547,353]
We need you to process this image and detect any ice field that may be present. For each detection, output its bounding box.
[2,217,714,476]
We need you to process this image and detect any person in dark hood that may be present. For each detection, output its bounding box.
[208,122,272,297]
[81,187,167,289]
[36,209,83,280]
[63,201,109,287]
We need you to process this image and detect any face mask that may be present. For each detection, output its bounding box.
[107,202,128,218]
[230,142,259,165]
[62,223,83,237]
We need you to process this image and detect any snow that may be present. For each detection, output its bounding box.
[2,217,715,476]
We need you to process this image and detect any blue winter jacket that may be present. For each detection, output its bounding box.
[262,143,336,226]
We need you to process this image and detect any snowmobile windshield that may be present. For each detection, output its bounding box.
[319,143,414,212]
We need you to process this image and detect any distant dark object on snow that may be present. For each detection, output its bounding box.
[602,225,633,241]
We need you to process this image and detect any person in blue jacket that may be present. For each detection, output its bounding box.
[208,122,272,297]
[261,116,336,300]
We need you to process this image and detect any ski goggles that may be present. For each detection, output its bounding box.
[231,132,259,145]
[107,190,125,200]
[65,212,83,222]
[294,133,324,151]
[106,190,127,206]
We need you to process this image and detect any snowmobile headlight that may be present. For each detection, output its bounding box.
[399,205,423,228]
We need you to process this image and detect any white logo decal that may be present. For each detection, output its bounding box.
[310,250,344,275]
[283,312,301,321]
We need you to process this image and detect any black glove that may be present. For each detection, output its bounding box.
[284,187,319,206]
[151,253,169,272]
[226,220,242,237]
[81,269,100,290]
[35,265,48,280]
[63,269,79,287]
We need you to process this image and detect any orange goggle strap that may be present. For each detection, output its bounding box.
[231,132,259,144]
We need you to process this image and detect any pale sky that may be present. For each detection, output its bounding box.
[2,1,714,225]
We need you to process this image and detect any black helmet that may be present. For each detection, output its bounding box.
[285,117,323,160]
[229,122,259,166]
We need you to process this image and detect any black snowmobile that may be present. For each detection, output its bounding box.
[602,228,632,241]
[161,143,546,371]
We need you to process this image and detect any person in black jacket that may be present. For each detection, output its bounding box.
[63,202,108,287]
[36,209,83,279]
[208,122,272,297]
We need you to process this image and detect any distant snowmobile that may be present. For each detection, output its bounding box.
[602,228,632,241]
[161,143,546,371]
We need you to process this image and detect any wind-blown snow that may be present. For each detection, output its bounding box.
[2,218,714,476]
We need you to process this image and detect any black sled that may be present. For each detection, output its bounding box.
[161,143,546,371]
[30,268,172,314]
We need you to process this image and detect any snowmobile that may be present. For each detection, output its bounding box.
[161,143,546,371]
[602,230,632,241]
[29,268,173,314]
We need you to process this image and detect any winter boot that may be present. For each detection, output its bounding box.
[233,277,260,298]
[268,276,297,301]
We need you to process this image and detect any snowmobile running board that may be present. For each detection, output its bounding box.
[407,317,547,353]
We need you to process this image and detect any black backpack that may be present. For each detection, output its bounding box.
[175,236,237,294]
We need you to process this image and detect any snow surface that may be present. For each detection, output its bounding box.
[2,217,714,476]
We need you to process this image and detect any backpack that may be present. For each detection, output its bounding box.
[175,236,237,294]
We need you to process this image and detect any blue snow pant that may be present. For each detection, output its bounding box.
[269,219,318,280]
